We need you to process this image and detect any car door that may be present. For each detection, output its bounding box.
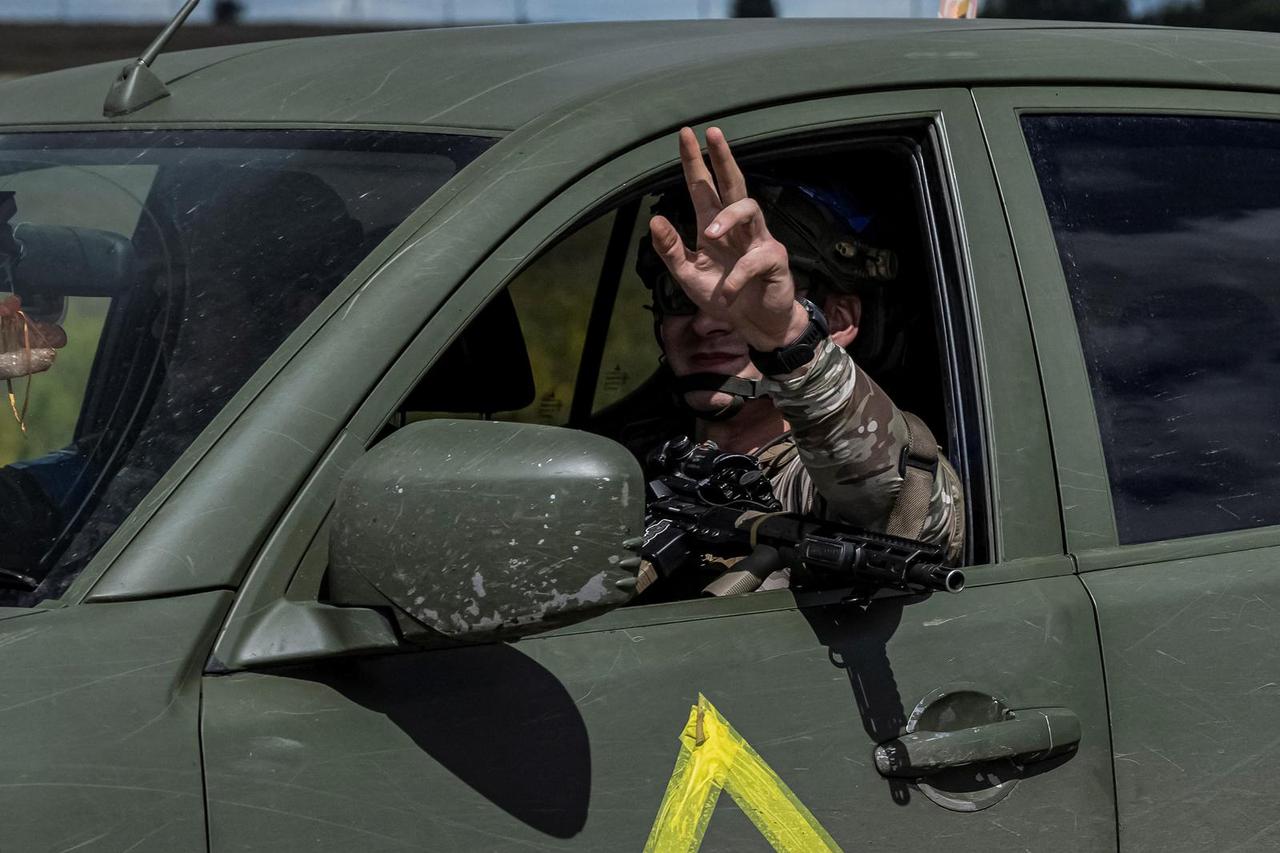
[200,90,1117,851]
[977,86,1280,852]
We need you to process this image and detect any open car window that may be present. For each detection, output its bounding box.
[0,129,493,605]
[395,128,986,586]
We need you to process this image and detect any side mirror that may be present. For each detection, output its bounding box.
[329,419,643,645]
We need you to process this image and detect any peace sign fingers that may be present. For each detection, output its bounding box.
[706,127,749,205]
[678,127,722,236]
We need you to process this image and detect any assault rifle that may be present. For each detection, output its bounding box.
[639,436,965,599]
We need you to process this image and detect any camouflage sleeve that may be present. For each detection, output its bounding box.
[760,337,964,563]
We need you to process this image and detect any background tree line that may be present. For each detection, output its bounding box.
[981,0,1280,32]
[729,0,1280,32]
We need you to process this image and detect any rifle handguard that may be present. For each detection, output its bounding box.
[641,438,965,598]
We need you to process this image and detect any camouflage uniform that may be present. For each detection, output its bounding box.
[751,336,965,588]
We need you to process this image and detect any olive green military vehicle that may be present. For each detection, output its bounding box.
[2,13,1280,852]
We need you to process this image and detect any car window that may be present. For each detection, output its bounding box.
[398,132,985,581]
[506,209,655,426]
[0,129,493,604]
[406,203,660,428]
[1023,114,1280,544]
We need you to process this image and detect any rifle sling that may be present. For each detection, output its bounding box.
[885,411,940,541]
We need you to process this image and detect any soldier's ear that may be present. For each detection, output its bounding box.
[824,292,861,348]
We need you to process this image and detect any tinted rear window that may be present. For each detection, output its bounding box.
[1024,115,1280,544]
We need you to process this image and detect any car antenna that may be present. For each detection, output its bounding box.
[102,0,202,118]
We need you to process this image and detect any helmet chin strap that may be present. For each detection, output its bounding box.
[668,372,768,422]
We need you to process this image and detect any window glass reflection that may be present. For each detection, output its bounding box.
[0,129,493,603]
[1024,115,1280,544]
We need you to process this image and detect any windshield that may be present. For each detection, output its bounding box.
[0,129,493,605]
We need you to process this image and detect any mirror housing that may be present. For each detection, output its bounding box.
[12,223,136,299]
[330,419,644,645]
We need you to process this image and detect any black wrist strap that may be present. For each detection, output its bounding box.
[748,298,829,376]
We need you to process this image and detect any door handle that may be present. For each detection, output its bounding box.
[873,707,1080,778]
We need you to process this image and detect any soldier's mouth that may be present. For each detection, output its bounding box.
[690,352,745,369]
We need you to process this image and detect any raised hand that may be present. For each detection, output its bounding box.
[648,127,809,352]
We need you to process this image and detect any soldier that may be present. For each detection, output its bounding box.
[638,127,964,594]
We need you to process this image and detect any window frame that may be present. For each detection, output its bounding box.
[393,125,998,563]
[384,125,994,577]
[974,85,1280,572]
[560,127,993,566]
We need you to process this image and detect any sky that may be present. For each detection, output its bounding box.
[0,0,1179,24]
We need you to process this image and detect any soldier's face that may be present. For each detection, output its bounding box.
[659,290,862,414]
[659,307,764,412]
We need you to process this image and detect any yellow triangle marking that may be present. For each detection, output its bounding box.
[644,694,843,853]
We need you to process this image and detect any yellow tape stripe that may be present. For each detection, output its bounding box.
[644,695,842,853]
[644,704,722,853]
[723,737,842,853]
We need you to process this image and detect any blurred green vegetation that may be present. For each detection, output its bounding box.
[0,298,109,465]
[594,205,663,413]
[502,204,659,425]
[504,212,608,424]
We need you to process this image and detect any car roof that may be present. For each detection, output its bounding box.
[2,19,1279,133]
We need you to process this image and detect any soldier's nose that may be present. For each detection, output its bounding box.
[690,307,731,337]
